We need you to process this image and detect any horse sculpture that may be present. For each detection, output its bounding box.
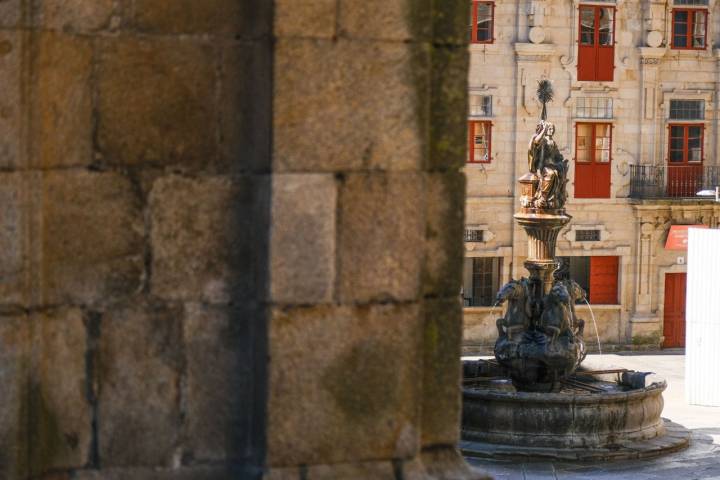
[495,278,532,342]
[539,283,573,343]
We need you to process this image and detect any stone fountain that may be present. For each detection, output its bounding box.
[461,81,690,461]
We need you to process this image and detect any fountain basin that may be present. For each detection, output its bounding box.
[463,383,665,448]
[461,361,690,461]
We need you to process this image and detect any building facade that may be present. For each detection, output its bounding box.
[463,0,720,352]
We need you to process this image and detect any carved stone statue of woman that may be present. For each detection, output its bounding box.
[527,120,568,209]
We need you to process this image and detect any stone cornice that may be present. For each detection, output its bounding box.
[514,42,556,60]
[638,47,666,59]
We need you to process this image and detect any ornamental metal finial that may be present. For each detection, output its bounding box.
[536,79,553,121]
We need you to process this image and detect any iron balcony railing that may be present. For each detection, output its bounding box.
[629,164,720,199]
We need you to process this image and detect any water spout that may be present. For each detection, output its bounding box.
[490,300,500,319]
[583,298,602,356]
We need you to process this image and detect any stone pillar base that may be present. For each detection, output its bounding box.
[263,447,490,480]
[629,315,663,347]
[421,446,491,480]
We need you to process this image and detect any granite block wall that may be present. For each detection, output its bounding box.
[0,1,480,479]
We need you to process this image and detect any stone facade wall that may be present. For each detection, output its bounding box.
[0,1,481,479]
[464,0,720,353]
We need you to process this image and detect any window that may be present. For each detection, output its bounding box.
[575,123,612,198]
[576,229,601,241]
[468,121,492,163]
[576,97,613,119]
[668,124,703,163]
[464,229,484,242]
[577,5,615,81]
[671,9,707,49]
[557,256,619,304]
[667,124,704,196]
[469,1,494,44]
[469,94,492,117]
[669,100,704,120]
[462,257,502,307]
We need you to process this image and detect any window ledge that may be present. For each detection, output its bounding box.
[464,162,494,170]
[569,197,631,205]
[664,119,705,123]
[666,48,712,59]
[470,43,499,53]
[575,304,622,310]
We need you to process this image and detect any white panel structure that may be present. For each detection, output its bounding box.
[686,228,720,406]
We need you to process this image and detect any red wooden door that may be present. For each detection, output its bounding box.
[663,273,687,348]
[575,123,612,198]
[578,6,615,81]
[667,124,703,197]
[589,256,618,304]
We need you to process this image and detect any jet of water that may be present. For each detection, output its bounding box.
[583,298,602,356]
[490,300,500,319]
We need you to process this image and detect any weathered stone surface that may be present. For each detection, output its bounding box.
[132,0,269,37]
[0,172,30,306]
[338,173,425,303]
[41,170,144,306]
[36,0,116,31]
[270,174,336,304]
[219,43,273,172]
[150,175,259,304]
[421,446,485,480]
[429,46,468,170]
[28,308,91,475]
[34,32,93,168]
[263,467,300,480]
[274,38,427,172]
[275,0,336,38]
[0,0,20,27]
[74,466,240,480]
[183,303,257,462]
[0,313,29,480]
[421,298,463,446]
[0,30,21,169]
[423,171,465,297]
[305,460,397,479]
[267,304,422,467]
[98,302,183,467]
[97,37,217,169]
[338,0,431,41]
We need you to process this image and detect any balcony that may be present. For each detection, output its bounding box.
[629,164,720,199]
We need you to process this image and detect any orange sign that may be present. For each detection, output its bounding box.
[665,225,708,251]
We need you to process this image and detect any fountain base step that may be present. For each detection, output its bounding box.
[460,419,690,462]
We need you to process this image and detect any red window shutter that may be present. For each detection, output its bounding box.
[577,6,596,81]
[574,123,612,198]
[596,45,614,81]
[589,256,618,304]
[577,5,615,81]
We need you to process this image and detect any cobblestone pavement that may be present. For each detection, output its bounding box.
[465,353,720,479]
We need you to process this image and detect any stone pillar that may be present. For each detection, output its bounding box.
[638,47,665,165]
[630,207,662,344]
[265,1,483,479]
